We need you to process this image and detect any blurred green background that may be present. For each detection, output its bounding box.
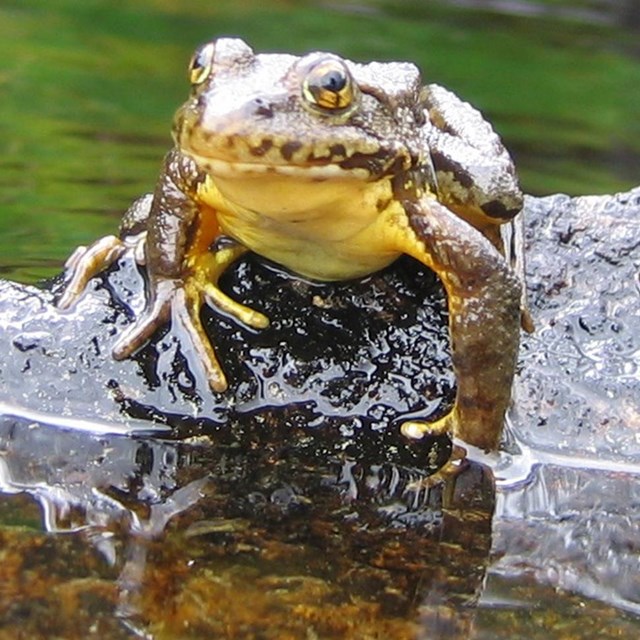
[0,0,638,282]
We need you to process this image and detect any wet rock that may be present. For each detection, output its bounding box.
[489,187,640,624]
[511,188,640,461]
[0,187,637,469]
[492,462,640,618]
[0,187,638,638]
[0,251,455,471]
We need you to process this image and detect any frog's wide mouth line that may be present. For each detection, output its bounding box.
[187,151,371,180]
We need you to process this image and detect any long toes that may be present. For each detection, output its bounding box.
[57,236,126,310]
[173,291,228,392]
[112,315,164,360]
[203,284,270,329]
[112,293,171,360]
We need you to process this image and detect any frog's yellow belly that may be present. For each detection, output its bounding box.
[224,218,401,281]
[201,172,405,281]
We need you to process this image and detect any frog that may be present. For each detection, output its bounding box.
[57,37,524,452]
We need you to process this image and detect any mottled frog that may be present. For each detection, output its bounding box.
[58,38,524,451]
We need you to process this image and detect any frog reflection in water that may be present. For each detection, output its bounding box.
[58,38,525,452]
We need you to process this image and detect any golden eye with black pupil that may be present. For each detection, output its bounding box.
[188,42,215,86]
[302,59,355,111]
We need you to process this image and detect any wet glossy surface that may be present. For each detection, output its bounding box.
[0,190,638,637]
[0,417,493,639]
[0,253,454,470]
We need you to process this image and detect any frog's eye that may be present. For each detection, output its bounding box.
[188,42,215,86]
[302,59,356,111]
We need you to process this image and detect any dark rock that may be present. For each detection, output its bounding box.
[0,250,455,472]
[1,188,638,467]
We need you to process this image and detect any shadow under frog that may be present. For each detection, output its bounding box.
[0,414,495,639]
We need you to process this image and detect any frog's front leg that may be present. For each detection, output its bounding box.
[111,150,269,392]
[392,198,521,451]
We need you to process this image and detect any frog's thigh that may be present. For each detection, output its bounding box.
[394,199,521,451]
[424,84,522,225]
[425,84,504,158]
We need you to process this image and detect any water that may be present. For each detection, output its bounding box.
[0,1,639,638]
[0,0,638,284]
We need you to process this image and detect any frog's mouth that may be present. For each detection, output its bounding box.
[185,146,398,230]
[178,121,403,184]
[188,150,372,180]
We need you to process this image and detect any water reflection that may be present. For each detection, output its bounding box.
[3,412,640,637]
[0,415,495,639]
[493,462,640,617]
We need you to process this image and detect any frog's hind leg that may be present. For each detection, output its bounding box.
[423,83,523,230]
[56,194,153,310]
[57,235,128,310]
[424,84,532,333]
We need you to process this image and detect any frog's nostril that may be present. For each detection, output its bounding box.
[252,98,274,119]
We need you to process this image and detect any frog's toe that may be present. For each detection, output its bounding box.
[111,278,175,360]
[112,303,169,361]
[112,278,228,393]
[190,249,269,330]
[202,283,270,329]
[402,410,504,452]
[173,287,228,392]
[400,412,455,442]
[57,235,126,310]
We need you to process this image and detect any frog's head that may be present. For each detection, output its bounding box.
[174,38,435,220]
